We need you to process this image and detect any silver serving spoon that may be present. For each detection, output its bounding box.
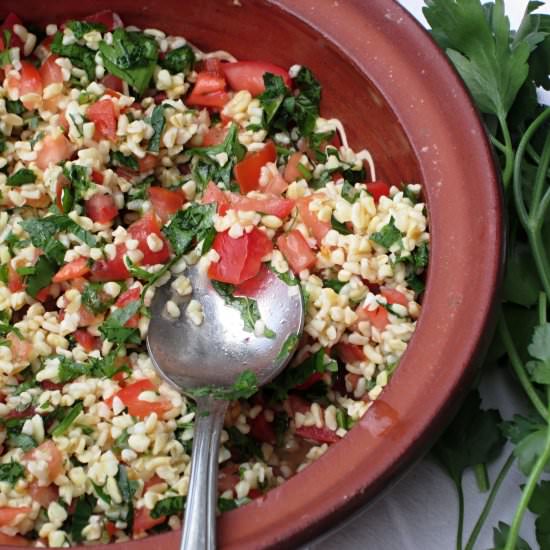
[147,262,304,550]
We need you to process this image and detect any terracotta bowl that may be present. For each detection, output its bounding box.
[0,0,503,548]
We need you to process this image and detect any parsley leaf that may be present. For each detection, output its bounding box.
[63,164,91,203]
[160,45,195,75]
[66,20,106,39]
[226,426,263,461]
[82,282,114,314]
[99,29,159,95]
[148,104,166,152]
[58,356,89,383]
[331,216,351,235]
[8,433,36,452]
[51,31,96,81]
[188,370,259,401]
[0,460,25,485]
[490,521,532,550]
[111,151,139,171]
[92,481,112,504]
[151,496,185,519]
[50,401,84,436]
[6,100,24,115]
[276,333,300,361]
[99,301,142,344]
[7,168,36,186]
[67,495,95,543]
[116,464,139,533]
[25,256,57,298]
[370,217,402,249]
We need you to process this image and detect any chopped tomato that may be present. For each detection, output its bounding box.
[356,305,389,331]
[35,285,51,302]
[127,212,171,265]
[0,13,24,48]
[283,152,303,183]
[91,170,105,184]
[0,507,32,527]
[8,264,24,292]
[101,74,124,92]
[294,371,323,391]
[24,440,63,483]
[7,333,32,363]
[201,58,224,76]
[36,134,73,171]
[74,329,99,352]
[335,342,365,364]
[52,257,90,283]
[115,287,140,328]
[295,425,340,444]
[85,193,118,224]
[222,61,291,96]
[8,61,43,110]
[39,55,63,86]
[202,181,230,214]
[287,394,310,415]
[250,413,276,444]
[0,533,30,546]
[381,287,408,307]
[87,99,118,141]
[105,521,118,537]
[296,196,331,244]
[227,193,294,218]
[28,481,59,508]
[148,187,185,222]
[143,474,164,492]
[209,228,272,285]
[186,72,230,109]
[133,507,166,534]
[218,463,240,493]
[260,166,288,195]
[202,126,228,146]
[108,379,171,419]
[78,306,101,327]
[366,181,390,203]
[138,154,158,173]
[277,230,316,274]
[91,244,129,281]
[234,141,277,193]
[82,9,123,31]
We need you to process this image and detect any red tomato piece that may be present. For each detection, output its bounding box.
[39,55,63,86]
[10,61,43,110]
[283,151,303,183]
[0,13,24,48]
[101,74,124,92]
[28,481,59,508]
[138,153,158,173]
[34,285,51,302]
[8,264,24,292]
[52,257,90,283]
[91,244,129,281]
[85,193,118,224]
[366,181,390,203]
[295,425,340,444]
[148,187,185,222]
[381,287,408,307]
[115,286,141,328]
[0,507,32,527]
[294,371,323,391]
[186,72,230,109]
[296,196,331,244]
[208,231,248,285]
[87,99,118,141]
[91,170,104,184]
[24,440,63,483]
[0,533,30,546]
[202,181,230,214]
[202,126,228,146]
[7,333,32,363]
[276,230,316,274]
[227,193,294,218]
[105,521,118,538]
[335,342,365,364]
[127,212,171,265]
[234,141,277,194]
[218,463,240,493]
[133,507,166,534]
[201,58,224,76]
[356,305,389,331]
[109,379,171,419]
[222,61,291,96]
[74,329,99,352]
[36,134,73,171]
[250,412,276,444]
[238,228,273,283]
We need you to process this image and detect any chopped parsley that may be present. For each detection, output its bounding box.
[0,460,25,485]
[50,401,84,436]
[58,356,89,383]
[151,496,186,519]
[370,217,402,249]
[148,104,166,152]
[331,216,351,235]
[188,370,259,401]
[276,333,300,361]
[7,168,36,186]
[110,151,139,171]
[116,464,139,533]
[82,282,114,314]
[51,31,96,81]
[341,181,360,203]
[66,494,96,543]
[24,256,57,298]
[160,45,195,75]
[99,301,142,344]
[66,20,107,39]
[62,164,91,203]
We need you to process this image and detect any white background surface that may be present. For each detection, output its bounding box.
[309,1,550,549]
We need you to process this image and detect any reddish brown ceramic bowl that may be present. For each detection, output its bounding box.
[1,0,502,548]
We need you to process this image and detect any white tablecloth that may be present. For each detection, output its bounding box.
[309,1,550,548]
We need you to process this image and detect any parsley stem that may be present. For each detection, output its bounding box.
[498,113,514,191]
[489,134,507,155]
[497,315,547,420]
[473,463,489,492]
[464,452,515,550]
[540,292,547,326]
[456,480,465,550]
[531,129,550,213]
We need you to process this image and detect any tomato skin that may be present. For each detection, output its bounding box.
[294,371,323,391]
[105,521,118,537]
[277,230,316,274]
[250,413,276,444]
[138,154,158,173]
[101,74,124,92]
[0,533,30,546]
[87,99,118,141]
[133,506,166,534]
[186,72,230,109]
[91,170,104,184]
[8,264,24,292]
[7,332,32,363]
[381,287,408,307]
[36,134,73,171]
[335,342,365,364]
[202,126,228,146]
[0,507,32,527]
[11,61,43,110]
[39,55,63,86]
[74,329,99,352]
[296,196,331,244]
[24,440,63,484]
[127,212,171,265]
[115,287,140,328]
[28,481,59,508]
[85,193,118,224]
[283,152,303,183]
[295,425,340,444]
[148,187,185,222]
[91,244,129,282]
[202,181,230,214]
[218,463,240,493]
[356,305,389,331]
[108,379,171,419]
[234,141,277,193]
[238,228,273,282]
[366,181,390,203]
[228,193,294,219]
[52,257,90,283]
[1,13,25,48]
[222,61,291,96]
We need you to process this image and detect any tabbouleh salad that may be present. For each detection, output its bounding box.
[0,9,429,547]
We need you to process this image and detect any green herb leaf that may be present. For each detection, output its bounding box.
[211,281,262,333]
[58,356,89,383]
[188,370,259,401]
[116,464,138,533]
[331,216,351,235]
[7,168,36,186]
[111,150,139,171]
[370,217,402,249]
[92,481,112,504]
[490,521,532,550]
[99,301,142,344]
[25,256,57,298]
[0,460,25,485]
[276,333,300,361]
[51,31,96,81]
[82,282,114,314]
[151,496,185,519]
[51,401,84,436]
[160,45,195,75]
[68,495,96,543]
[341,181,360,203]
[8,433,37,452]
[218,496,251,512]
[226,426,263,461]
[63,164,91,203]
[6,100,24,115]
[148,104,166,152]
[66,20,107,39]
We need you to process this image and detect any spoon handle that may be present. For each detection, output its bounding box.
[181,397,228,550]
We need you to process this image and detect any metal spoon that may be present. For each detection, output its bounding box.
[147,263,304,550]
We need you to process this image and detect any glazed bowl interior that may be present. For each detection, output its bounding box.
[0,1,502,549]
